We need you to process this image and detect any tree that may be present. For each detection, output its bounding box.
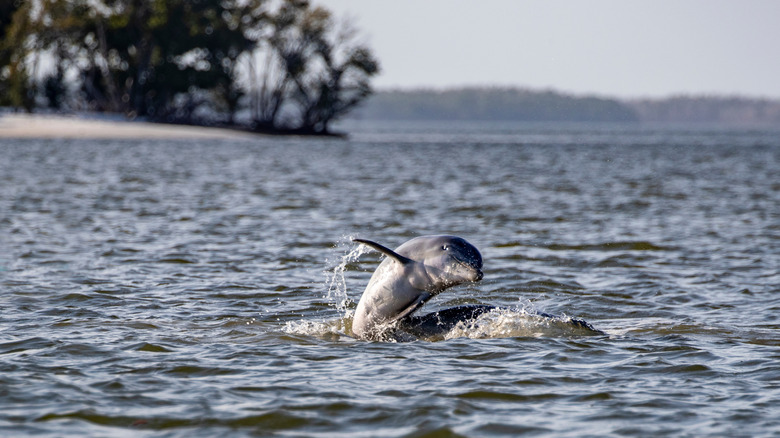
[0,0,21,107]
[1,0,264,120]
[0,0,379,135]
[0,0,39,110]
[84,0,264,121]
[286,6,379,133]
[248,0,379,134]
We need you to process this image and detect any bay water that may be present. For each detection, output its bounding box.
[1,121,778,436]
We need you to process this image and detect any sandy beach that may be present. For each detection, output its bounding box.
[0,112,258,140]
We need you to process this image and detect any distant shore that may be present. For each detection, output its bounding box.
[4,89,780,141]
[0,113,259,140]
[351,88,780,125]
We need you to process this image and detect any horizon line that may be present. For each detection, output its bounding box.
[371,84,780,102]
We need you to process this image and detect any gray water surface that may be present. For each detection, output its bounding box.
[1,121,778,436]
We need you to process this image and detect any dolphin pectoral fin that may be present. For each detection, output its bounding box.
[388,293,432,324]
[353,238,413,266]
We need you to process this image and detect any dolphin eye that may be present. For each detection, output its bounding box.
[441,245,449,251]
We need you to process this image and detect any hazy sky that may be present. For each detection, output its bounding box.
[316,0,780,98]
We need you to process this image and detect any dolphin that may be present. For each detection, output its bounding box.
[350,235,602,341]
[351,235,484,340]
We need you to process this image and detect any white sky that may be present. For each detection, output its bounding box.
[315,0,780,98]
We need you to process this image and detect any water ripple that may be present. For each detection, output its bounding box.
[1,126,778,436]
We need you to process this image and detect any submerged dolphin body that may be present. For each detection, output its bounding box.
[351,235,484,340]
[399,304,601,339]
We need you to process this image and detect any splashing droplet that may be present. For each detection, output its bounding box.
[323,235,369,313]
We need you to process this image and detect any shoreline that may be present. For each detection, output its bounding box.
[0,113,261,140]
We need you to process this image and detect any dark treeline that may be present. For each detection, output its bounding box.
[628,96,780,125]
[352,87,780,125]
[354,88,638,122]
[0,0,379,135]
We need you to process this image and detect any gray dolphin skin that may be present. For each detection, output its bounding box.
[351,235,484,340]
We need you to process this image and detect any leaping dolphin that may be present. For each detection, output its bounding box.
[351,235,484,340]
[350,235,601,340]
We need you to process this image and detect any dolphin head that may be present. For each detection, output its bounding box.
[396,235,484,291]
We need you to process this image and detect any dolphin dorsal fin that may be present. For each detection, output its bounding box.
[353,238,413,265]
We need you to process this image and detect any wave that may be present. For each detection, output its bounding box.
[283,306,602,343]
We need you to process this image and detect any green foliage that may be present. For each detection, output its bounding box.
[0,0,21,41]
[0,0,378,133]
[0,0,33,109]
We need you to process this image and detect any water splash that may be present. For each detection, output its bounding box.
[443,307,602,340]
[282,236,370,340]
[323,235,369,314]
[282,318,350,341]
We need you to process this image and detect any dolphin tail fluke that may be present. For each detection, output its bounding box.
[353,238,413,265]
